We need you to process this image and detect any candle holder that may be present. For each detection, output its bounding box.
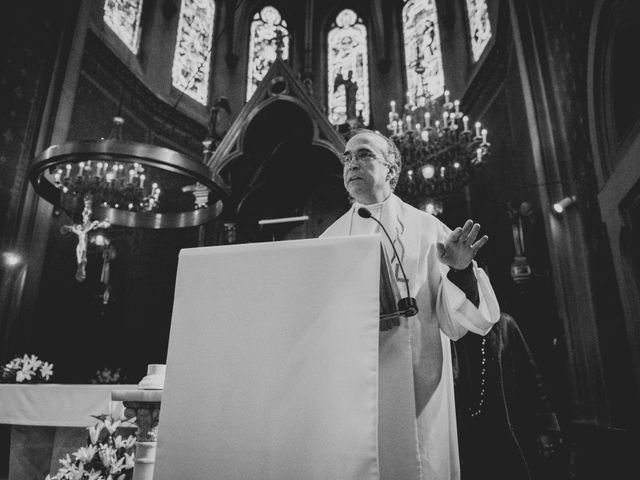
[387,76,490,210]
[29,117,230,229]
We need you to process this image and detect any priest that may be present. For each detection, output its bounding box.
[321,129,500,479]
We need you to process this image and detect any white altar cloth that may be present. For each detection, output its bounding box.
[0,384,136,427]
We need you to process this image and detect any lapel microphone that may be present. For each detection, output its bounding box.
[357,207,419,317]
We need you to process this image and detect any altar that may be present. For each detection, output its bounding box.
[0,384,136,480]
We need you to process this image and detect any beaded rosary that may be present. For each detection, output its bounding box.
[468,336,487,417]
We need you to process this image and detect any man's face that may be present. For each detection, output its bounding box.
[342,132,395,205]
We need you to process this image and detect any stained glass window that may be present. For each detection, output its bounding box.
[466,0,492,62]
[103,0,144,54]
[402,0,445,104]
[327,9,370,126]
[172,0,215,105]
[246,6,289,101]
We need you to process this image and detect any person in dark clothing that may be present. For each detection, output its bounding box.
[452,312,563,479]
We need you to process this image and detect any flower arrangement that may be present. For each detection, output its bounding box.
[1,354,54,383]
[46,414,136,480]
[91,367,127,384]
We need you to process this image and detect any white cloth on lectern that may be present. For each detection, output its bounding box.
[154,236,383,480]
[322,194,500,480]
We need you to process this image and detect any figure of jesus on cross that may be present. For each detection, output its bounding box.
[61,196,110,282]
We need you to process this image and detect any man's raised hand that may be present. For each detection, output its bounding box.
[436,219,488,270]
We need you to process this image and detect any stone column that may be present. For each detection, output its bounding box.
[112,364,165,480]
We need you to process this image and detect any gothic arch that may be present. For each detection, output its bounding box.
[587,0,640,185]
[588,0,640,401]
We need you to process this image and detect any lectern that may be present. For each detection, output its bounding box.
[153,235,421,480]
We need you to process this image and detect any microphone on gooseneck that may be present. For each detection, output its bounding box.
[357,207,419,317]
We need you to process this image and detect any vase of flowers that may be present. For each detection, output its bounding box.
[46,414,136,480]
[1,354,54,383]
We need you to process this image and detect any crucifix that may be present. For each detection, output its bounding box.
[60,196,110,282]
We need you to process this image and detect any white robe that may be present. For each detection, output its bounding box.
[321,194,500,480]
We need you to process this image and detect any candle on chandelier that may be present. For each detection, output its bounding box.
[454,100,460,115]
[475,122,482,138]
[128,168,135,184]
[424,112,431,128]
[78,162,85,177]
[406,115,412,130]
[390,100,396,113]
[140,174,146,189]
[463,116,470,132]
[444,90,450,104]
[416,123,422,133]
[65,164,72,178]
[481,128,488,144]
[442,112,449,128]
[476,148,483,163]
[96,162,104,177]
[421,164,435,179]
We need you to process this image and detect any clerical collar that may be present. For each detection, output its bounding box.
[350,194,393,235]
[353,192,392,212]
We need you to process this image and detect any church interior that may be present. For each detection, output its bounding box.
[1,0,639,478]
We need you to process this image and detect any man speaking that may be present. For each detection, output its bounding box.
[322,129,500,479]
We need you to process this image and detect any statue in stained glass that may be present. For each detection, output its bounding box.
[327,9,369,126]
[333,68,359,122]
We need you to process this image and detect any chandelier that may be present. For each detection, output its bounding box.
[387,66,490,212]
[29,116,230,229]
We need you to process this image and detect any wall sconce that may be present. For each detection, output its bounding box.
[553,195,577,214]
[2,252,22,267]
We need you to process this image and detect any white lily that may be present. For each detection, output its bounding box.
[6,358,20,369]
[59,453,74,469]
[88,422,103,444]
[16,368,32,382]
[109,455,125,475]
[86,469,104,480]
[73,444,97,464]
[103,416,121,435]
[124,452,135,469]
[113,434,135,449]
[40,361,54,380]
[99,445,117,468]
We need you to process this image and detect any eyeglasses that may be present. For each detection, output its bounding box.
[341,150,380,166]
